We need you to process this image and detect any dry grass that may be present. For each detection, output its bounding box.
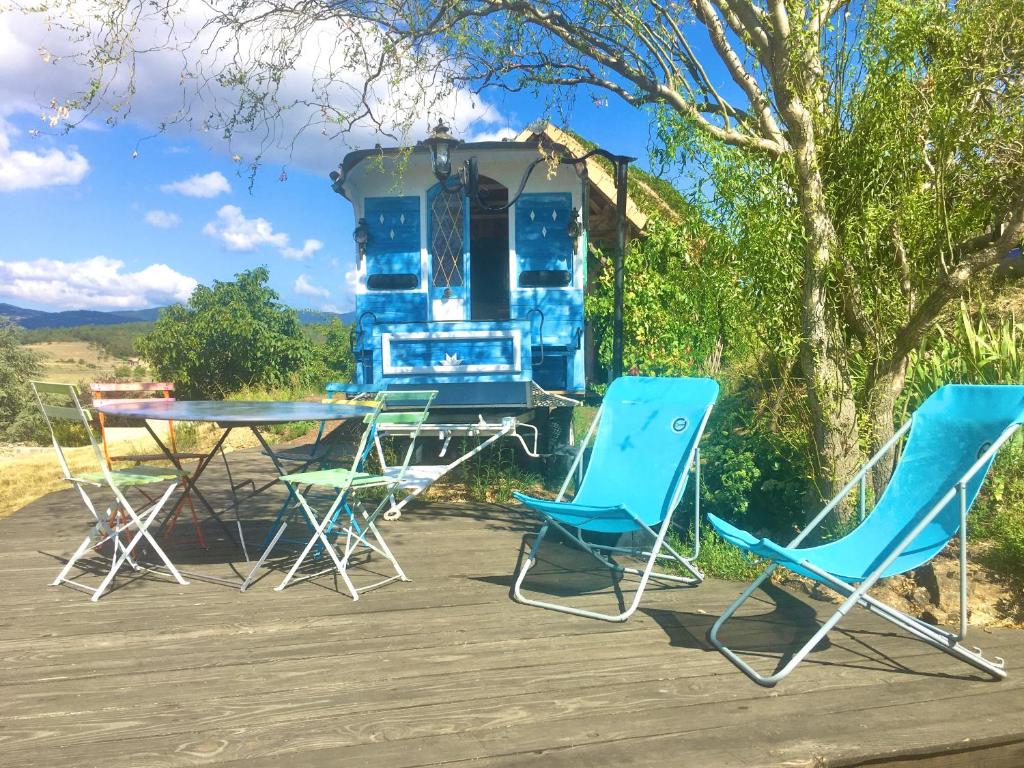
[0,445,100,520]
[0,424,261,521]
[23,340,135,384]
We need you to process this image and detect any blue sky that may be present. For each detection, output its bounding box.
[0,10,674,314]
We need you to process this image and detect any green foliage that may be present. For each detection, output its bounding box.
[696,380,808,538]
[587,214,751,379]
[304,319,356,384]
[0,321,45,443]
[137,268,316,399]
[686,529,765,582]
[902,301,1024,414]
[457,440,544,504]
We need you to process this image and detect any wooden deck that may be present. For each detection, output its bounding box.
[3,449,1024,768]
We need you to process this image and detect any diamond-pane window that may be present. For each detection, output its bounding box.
[431,188,464,288]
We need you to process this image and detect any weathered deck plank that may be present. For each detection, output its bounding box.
[1,449,1022,767]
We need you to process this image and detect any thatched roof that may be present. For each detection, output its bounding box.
[514,122,693,246]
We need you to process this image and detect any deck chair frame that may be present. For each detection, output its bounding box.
[709,416,1020,687]
[31,382,189,601]
[513,395,715,623]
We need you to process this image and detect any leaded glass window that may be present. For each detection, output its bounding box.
[431,187,464,288]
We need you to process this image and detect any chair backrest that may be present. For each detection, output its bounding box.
[31,381,107,481]
[857,384,1024,576]
[89,381,178,466]
[573,376,720,527]
[365,390,437,483]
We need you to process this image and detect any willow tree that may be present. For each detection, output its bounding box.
[22,0,1024,503]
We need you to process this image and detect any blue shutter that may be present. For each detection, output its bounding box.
[364,197,420,284]
[515,193,573,277]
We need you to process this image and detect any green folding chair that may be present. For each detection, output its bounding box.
[31,382,189,601]
[268,390,437,599]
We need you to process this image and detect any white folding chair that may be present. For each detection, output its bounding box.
[31,382,189,601]
[267,390,436,599]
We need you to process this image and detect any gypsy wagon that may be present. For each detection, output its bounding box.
[328,122,650,477]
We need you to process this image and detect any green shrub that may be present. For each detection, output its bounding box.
[0,321,46,444]
[137,268,315,399]
[697,381,807,538]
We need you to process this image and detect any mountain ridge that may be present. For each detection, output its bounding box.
[0,302,354,329]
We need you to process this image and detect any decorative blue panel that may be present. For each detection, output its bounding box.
[364,196,421,282]
[515,193,573,275]
[511,288,585,393]
[355,292,428,325]
[369,320,533,385]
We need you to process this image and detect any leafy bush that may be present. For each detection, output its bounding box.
[0,321,46,443]
[138,268,316,399]
[696,380,808,539]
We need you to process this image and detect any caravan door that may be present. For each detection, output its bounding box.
[428,182,468,321]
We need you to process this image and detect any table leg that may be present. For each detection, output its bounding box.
[144,423,239,546]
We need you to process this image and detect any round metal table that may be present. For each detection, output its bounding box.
[94,399,375,589]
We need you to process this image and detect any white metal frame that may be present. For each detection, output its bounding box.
[511,402,715,622]
[373,415,539,521]
[709,417,1020,686]
[32,383,189,601]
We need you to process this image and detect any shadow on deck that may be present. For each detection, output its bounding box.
[2,449,1023,768]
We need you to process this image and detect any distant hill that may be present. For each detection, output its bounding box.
[0,302,353,329]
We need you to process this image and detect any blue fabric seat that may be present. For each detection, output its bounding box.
[708,384,1024,686]
[512,376,719,622]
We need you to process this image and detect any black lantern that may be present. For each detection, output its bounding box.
[566,206,582,251]
[424,119,458,182]
[353,217,369,261]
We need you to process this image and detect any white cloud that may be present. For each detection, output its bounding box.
[0,8,514,176]
[294,273,329,298]
[0,117,89,192]
[202,204,288,251]
[467,127,518,143]
[160,171,231,198]
[144,209,181,228]
[280,238,323,261]
[0,255,197,309]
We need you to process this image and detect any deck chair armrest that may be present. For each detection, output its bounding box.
[788,419,914,548]
[554,404,603,503]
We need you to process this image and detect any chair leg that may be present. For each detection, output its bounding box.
[512,521,678,623]
[95,483,190,601]
[709,565,1007,686]
[274,487,357,598]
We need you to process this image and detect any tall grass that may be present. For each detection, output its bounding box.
[904,300,1024,578]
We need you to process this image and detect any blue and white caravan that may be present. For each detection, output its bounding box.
[327,122,645,510]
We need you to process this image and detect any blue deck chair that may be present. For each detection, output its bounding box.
[512,376,720,622]
[708,384,1024,686]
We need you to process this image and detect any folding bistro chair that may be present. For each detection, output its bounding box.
[708,384,1024,686]
[32,382,189,601]
[512,376,720,622]
[261,390,436,599]
[90,381,207,547]
[257,382,376,551]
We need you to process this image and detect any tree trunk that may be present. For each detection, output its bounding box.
[787,107,863,518]
[865,358,908,500]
